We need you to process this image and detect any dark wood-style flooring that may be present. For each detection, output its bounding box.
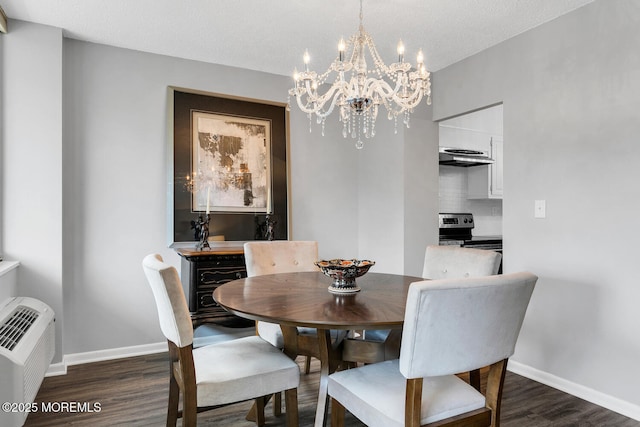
[25,352,638,426]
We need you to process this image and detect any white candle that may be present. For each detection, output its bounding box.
[206,187,210,215]
[266,187,272,214]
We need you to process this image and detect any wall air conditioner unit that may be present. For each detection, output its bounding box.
[0,297,55,427]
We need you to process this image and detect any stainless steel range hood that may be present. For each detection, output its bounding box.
[439,147,494,167]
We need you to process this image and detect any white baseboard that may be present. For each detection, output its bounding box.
[45,362,68,377]
[45,342,166,377]
[45,328,254,377]
[508,360,640,422]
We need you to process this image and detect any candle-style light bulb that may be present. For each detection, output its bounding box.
[293,67,299,82]
[338,37,346,62]
[416,49,424,65]
[397,40,405,62]
[303,50,310,71]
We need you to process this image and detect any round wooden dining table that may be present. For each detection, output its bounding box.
[213,271,424,427]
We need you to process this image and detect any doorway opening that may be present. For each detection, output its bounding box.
[437,104,504,246]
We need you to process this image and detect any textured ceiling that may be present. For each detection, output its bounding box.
[1,0,594,76]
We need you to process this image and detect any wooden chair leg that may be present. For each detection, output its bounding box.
[304,355,312,374]
[167,342,180,427]
[284,388,299,427]
[248,394,275,422]
[254,396,266,426]
[485,359,508,427]
[469,368,482,392]
[178,345,197,427]
[331,397,346,427]
[273,391,282,416]
[405,378,423,427]
[166,373,179,427]
[182,388,197,427]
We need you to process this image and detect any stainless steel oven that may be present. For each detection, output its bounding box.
[439,213,502,273]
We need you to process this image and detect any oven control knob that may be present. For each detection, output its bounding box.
[469,218,473,223]
[463,218,468,223]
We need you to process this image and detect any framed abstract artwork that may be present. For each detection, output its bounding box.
[168,87,288,244]
[191,111,272,213]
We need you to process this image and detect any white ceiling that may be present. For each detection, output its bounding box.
[1,0,594,76]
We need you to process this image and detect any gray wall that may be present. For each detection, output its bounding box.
[404,114,439,276]
[1,20,65,360]
[2,20,437,362]
[433,0,640,413]
[60,38,367,355]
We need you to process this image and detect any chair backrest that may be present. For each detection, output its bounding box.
[244,241,319,277]
[399,271,537,379]
[142,254,194,348]
[422,245,502,279]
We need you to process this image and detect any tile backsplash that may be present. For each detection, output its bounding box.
[439,165,503,236]
[439,166,469,213]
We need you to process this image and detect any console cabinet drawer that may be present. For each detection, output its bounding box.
[196,265,246,287]
[177,248,252,328]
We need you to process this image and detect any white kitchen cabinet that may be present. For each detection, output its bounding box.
[468,136,503,199]
[439,125,491,151]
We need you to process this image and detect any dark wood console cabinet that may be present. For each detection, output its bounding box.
[175,246,254,328]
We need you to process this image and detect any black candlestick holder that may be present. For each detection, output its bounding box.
[265,214,277,241]
[191,214,210,250]
[254,214,277,241]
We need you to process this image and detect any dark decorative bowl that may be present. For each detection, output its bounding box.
[314,259,375,294]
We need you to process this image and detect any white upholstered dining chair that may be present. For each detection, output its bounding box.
[422,245,502,280]
[342,245,503,367]
[329,271,537,427]
[243,241,321,374]
[142,254,300,427]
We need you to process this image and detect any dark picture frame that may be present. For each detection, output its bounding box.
[168,87,289,245]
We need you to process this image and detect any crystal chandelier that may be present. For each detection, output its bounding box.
[288,0,431,149]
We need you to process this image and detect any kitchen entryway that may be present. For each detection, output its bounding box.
[438,104,504,264]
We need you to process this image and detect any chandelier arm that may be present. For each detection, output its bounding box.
[365,77,403,101]
[393,82,425,105]
[303,79,319,101]
[313,83,349,118]
[392,92,424,111]
[293,95,321,115]
[293,81,347,117]
[316,89,346,118]
[370,84,424,114]
[369,73,428,106]
[384,95,421,113]
[315,80,346,106]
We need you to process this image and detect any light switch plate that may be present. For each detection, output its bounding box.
[534,200,546,218]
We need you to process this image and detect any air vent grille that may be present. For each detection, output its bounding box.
[0,306,39,351]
